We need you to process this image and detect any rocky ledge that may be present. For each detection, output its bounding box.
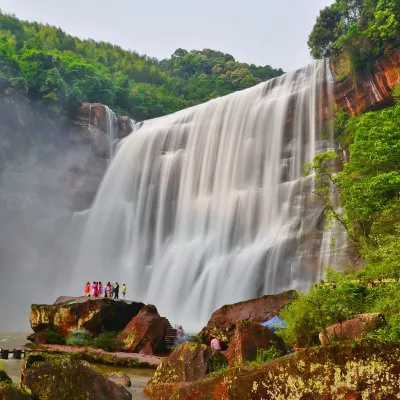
[25,344,163,369]
[29,296,144,340]
[146,340,400,399]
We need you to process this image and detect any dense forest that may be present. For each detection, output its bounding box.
[280,0,400,348]
[0,10,283,122]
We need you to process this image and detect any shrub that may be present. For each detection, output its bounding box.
[66,329,90,347]
[88,331,120,352]
[45,330,65,345]
[248,345,281,367]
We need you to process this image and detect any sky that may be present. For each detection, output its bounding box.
[1,0,332,72]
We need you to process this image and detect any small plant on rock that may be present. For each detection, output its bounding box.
[46,330,65,345]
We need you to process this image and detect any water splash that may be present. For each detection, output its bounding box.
[71,60,339,331]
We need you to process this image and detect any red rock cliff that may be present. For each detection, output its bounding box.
[333,48,400,116]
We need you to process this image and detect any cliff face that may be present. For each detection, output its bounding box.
[333,48,400,116]
[69,103,133,158]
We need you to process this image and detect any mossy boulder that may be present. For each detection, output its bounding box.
[0,369,12,384]
[160,340,400,400]
[224,320,285,366]
[198,290,295,344]
[118,304,166,353]
[21,352,132,400]
[319,313,386,345]
[144,342,228,398]
[104,372,131,387]
[0,386,32,400]
[29,296,144,338]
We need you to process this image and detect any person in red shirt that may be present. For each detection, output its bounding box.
[84,282,91,297]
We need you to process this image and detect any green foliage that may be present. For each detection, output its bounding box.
[393,84,400,105]
[87,331,121,352]
[0,11,283,122]
[309,0,400,69]
[247,345,281,366]
[66,329,90,347]
[280,279,366,346]
[45,330,66,345]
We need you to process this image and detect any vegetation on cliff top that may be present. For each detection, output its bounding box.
[308,0,399,69]
[0,10,283,121]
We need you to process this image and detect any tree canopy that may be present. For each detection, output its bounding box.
[308,0,400,68]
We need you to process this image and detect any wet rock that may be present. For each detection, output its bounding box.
[118,304,166,353]
[198,290,295,343]
[29,297,144,338]
[160,341,400,400]
[319,313,386,345]
[224,320,285,366]
[21,352,132,400]
[139,341,154,355]
[104,372,131,387]
[69,103,133,158]
[333,47,400,117]
[144,342,228,398]
[26,331,47,344]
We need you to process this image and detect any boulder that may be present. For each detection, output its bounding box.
[333,47,400,117]
[29,297,144,338]
[144,342,228,398]
[319,313,386,345]
[118,305,166,353]
[139,341,154,355]
[104,372,131,387]
[224,320,285,366]
[198,290,295,343]
[21,352,132,400]
[152,341,400,400]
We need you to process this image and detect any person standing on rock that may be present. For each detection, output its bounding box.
[122,284,127,299]
[98,281,103,297]
[114,282,120,299]
[91,281,97,297]
[106,282,112,298]
[84,282,91,297]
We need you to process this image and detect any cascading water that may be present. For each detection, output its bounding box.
[71,59,340,331]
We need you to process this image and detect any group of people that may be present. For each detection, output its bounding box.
[84,281,127,299]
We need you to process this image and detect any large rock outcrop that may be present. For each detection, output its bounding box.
[319,313,385,345]
[118,305,167,353]
[147,340,400,400]
[198,291,295,344]
[21,352,131,400]
[69,103,133,158]
[333,47,400,116]
[29,297,144,338]
[224,321,285,366]
[144,342,228,398]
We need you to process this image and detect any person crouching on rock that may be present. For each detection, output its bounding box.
[211,338,221,351]
[91,281,97,297]
[84,282,91,297]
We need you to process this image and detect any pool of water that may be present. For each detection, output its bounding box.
[0,332,153,398]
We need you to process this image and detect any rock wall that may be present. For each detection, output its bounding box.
[333,47,400,116]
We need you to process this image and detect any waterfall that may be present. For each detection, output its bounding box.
[71,60,338,331]
[104,106,118,160]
